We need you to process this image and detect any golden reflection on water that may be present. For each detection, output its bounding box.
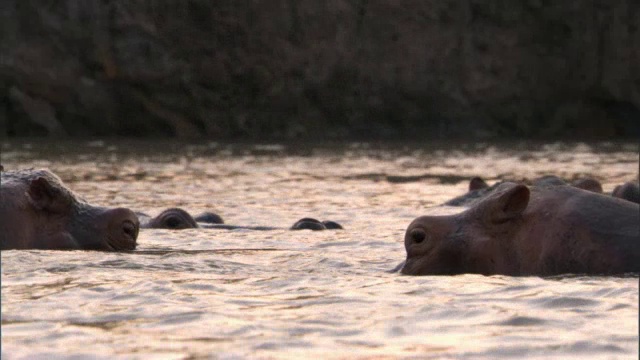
[1,140,638,359]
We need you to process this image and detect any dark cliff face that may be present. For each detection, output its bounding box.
[1,1,638,139]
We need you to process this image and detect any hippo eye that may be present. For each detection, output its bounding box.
[410,228,427,244]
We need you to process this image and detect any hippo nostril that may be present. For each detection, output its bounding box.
[122,220,138,239]
[410,229,426,244]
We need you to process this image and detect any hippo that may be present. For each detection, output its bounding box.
[290,218,344,231]
[534,176,603,194]
[194,211,225,224]
[138,208,226,229]
[444,179,507,206]
[571,178,604,193]
[468,177,489,191]
[195,218,343,231]
[401,182,639,276]
[138,208,200,229]
[0,169,139,250]
[139,208,342,231]
[612,181,639,204]
[531,175,567,187]
[445,175,604,207]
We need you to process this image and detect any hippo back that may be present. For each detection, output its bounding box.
[444,181,506,206]
[534,185,640,273]
[1,169,87,206]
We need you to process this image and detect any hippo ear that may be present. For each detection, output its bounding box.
[27,177,59,211]
[469,177,489,191]
[486,184,530,224]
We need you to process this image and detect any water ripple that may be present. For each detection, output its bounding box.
[2,141,638,359]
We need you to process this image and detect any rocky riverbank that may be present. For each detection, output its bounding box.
[1,1,638,139]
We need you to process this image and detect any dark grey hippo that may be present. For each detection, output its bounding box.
[138,208,200,230]
[445,175,604,207]
[1,169,139,250]
[612,181,639,204]
[401,182,640,276]
[139,209,342,231]
[290,218,344,231]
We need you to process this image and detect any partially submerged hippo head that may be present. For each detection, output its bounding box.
[402,182,639,276]
[571,178,603,193]
[468,177,489,191]
[138,209,225,229]
[0,169,139,250]
[612,181,639,204]
[194,211,224,224]
[290,218,344,230]
[446,175,603,207]
[141,208,199,229]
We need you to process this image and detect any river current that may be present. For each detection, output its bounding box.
[1,140,638,359]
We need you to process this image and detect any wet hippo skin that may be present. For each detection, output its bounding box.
[139,209,226,229]
[612,182,639,204]
[138,208,200,229]
[140,209,342,231]
[446,176,604,207]
[0,169,139,250]
[290,218,344,231]
[402,182,640,276]
[193,211,224,224]
[571,178,603,193]
[468,177,489,191]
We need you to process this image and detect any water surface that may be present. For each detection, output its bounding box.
[2,140,638,359]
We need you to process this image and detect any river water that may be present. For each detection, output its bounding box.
[1,140,638,359]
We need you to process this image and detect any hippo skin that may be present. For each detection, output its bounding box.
[290,218,344,231]
[612,182,639,204]
[0,169,139,250]
[402,182,640,276]
[138,208,201,230]
[139,208,342,231]
[138,208,226,229]
[445,176,604,207]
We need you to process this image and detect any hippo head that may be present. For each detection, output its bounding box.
[572,178,603,193]
[291,218,327,231]
[0,169,139,250]
[193,211,224,225]
[468,177,489,191]
[144,208,199,229]
[612,182,640,204]
[402,182,530,275]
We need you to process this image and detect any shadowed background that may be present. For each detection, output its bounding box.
[1,0,638,139]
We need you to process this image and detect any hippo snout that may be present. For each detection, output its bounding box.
[106,208,140,250]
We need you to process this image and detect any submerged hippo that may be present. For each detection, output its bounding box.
[571,178,604,193]
[445,176,603,206]
[612,181,639,204]
[139,209,226,229]
[290,218,344,231]
[138,208,200,229]
[140,208,342,231]
[444,178,506,206]
[194,211,225,224]
[0,169,139,250]
[468,177,489,191]
[402,182,639,276]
